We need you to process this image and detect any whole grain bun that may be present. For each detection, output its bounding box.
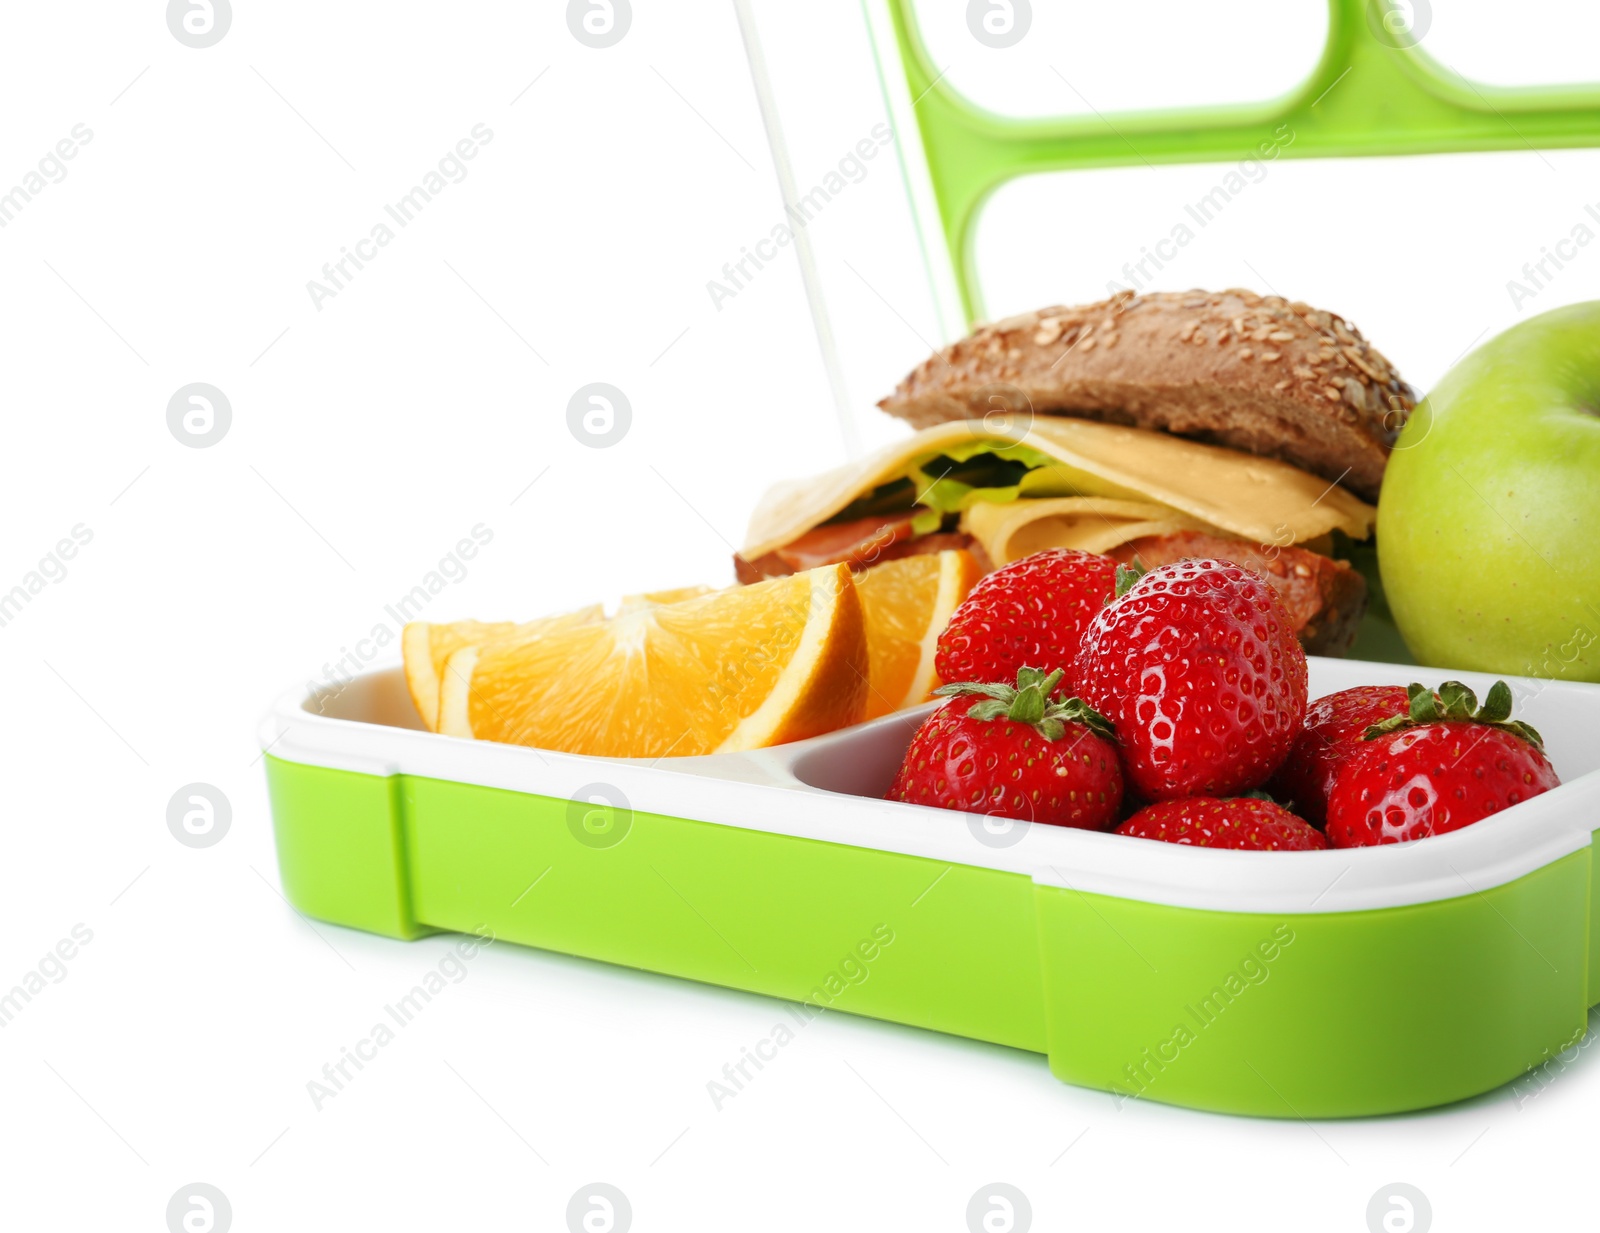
[878,289,1415,502]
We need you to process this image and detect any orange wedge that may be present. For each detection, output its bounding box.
[438,563,868,757]
[856,550,983,720]
[617,584,716,613]
[403,608,601,731]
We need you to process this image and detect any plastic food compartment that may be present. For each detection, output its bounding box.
[260,657,1600,1117]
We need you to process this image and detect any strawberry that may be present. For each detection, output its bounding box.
[1117,795,1327,851]
[1074,558,1308,800]
[934,549,1118,689]
[1267,685,1410,826]
[1325,680,1559,847]
[887,667,1123,829]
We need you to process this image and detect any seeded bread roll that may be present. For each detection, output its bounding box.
[878,289,1415,502]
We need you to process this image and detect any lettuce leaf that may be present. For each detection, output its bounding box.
[823,442,1146,526]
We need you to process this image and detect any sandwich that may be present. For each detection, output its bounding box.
[735,289,1416,655]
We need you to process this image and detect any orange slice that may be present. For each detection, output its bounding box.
[403,608,601,731]
[617,584,716,613]
[438,564,867,757]
[856,550,983,720]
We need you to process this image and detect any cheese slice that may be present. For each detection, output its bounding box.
[741,419,1374,560]
[962,498,1209,566]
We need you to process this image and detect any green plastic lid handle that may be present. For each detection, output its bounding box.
[884,0,1600,322]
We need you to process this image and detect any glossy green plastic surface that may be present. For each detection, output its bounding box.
[264,757,436,941]
[882,0,1600,320]
[265,753,1599,1117]
[401,771,1048,1051]
[1037,856,1591,1117]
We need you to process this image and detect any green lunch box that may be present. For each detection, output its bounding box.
[260,656,1600,1118]
[257,0,1600,1123]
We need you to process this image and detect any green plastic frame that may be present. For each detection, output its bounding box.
[885,0,1600,320]
[266,753,1599,1118]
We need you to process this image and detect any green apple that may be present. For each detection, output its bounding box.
[1379,301,1600,682]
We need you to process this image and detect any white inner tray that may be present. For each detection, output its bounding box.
[260,657,1600,916]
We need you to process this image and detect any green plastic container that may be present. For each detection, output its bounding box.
[868,0,1600,321]
[261,659,1600,1117]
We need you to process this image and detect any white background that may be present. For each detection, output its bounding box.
[2,2,1598,1231]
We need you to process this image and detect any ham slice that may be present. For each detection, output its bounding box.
[737,518,1364,655]
[774,513,918,570]
[736,513,916,582]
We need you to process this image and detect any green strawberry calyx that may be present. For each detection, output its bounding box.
[933,667,1116,743]
[1113,559,1147,599]
[1362,680,1544,749]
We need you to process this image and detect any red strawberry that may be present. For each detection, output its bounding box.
[934,549,1118,688]
[887,667,1123,829]
[1268,685,1410,826]
[1074,558,1308,800]
[1117,796,1327,851]
[1325,680,1559,847]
